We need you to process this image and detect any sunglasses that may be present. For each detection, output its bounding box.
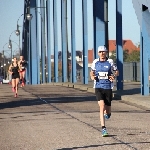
[98,51,106,53]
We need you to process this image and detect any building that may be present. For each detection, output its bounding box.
[78,39,140,67]
[109,40,140,56]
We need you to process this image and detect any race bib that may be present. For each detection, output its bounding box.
[98,72,108,79]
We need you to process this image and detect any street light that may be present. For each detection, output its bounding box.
[16,14,24,55]
[26,7,43,22]
[26,7,33,21]
[8,39,12,49]
[15,26,20,36]
[7,39,19,62]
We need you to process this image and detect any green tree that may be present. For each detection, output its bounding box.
[125,50,140,62]
[109,49,129,62]
[123,49,129,62]
[109,50,116,62]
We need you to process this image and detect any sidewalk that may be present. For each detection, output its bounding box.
[50,81,150,110]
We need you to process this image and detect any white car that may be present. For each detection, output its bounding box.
[2,79,10,84]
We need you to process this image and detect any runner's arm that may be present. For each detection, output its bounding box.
[90,60,96,80]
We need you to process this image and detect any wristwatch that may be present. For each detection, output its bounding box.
[113,74,116,79]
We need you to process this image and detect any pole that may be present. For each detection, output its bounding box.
[104,0,109,56]
[2,51,5,79]
[65,0,69,82]
[19,33,21,55]
[41,0,46,83]
[11,46,13,62]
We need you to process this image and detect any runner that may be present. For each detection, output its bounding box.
[90,46,119,137]
[18,55,27,87]
[8,57,20,97]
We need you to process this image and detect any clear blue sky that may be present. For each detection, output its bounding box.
[0,0,24,56]
[0,0,140,56]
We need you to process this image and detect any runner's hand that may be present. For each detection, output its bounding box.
[91,75,96,80]
[109,75,115,82]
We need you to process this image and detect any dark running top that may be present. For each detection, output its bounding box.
[11,63,19,74]
[20,61,27,67]
[20,60,27,70]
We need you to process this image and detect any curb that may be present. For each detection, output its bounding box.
[50,82,150,110]
[51,82,118,98]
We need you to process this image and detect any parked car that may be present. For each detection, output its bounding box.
[3,79,10,84]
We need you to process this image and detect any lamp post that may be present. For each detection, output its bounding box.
[16,14,25,55]
[8,30,17,61]
[7,40,19,62]
[3,43,10,79]
[2,51,5,79]
[1,50,11,79]
[16,24,21,55]
[8,40,12,61]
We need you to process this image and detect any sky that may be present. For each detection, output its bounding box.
[0,0,140,56]
[0,0,24,57]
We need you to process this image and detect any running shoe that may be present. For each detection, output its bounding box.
[14,93,18,98]
[102,128,108,137]
[12,87,15,92]
[104,113,111,119]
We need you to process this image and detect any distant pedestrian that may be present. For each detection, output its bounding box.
[90,46,119,137]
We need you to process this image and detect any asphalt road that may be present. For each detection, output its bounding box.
[0,84,150,150]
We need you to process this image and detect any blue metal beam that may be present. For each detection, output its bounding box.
[141,8,150,95]
[140,31,144,94]
[82,0,88,84]
[26,31,30,84]
[28,22,31,84]
[53,0,59,82]
[116,0,123,90]
[41,0,46,83]
[30,0,38,84]
[46,0,52,83]
[23,1,30,83]
[71,0,76,83]
[61,0,67,82]
[93,0,105,59]
[36,0,41,84]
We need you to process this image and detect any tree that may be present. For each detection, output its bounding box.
[125,50,140,62]
[109,49,129,62]
[123,49,129,62]
[109,50,116,62]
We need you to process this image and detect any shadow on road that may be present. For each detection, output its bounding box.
[0,95,96,110]
[56,141,150,150]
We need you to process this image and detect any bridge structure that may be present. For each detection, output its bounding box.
[22,0,150,96]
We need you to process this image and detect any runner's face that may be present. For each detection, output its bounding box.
[13,58,17,62]
[98,51,107,59]
[20,56,23,60]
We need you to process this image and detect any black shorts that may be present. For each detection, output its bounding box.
[95,88,112,106]
[12,74,20,79]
